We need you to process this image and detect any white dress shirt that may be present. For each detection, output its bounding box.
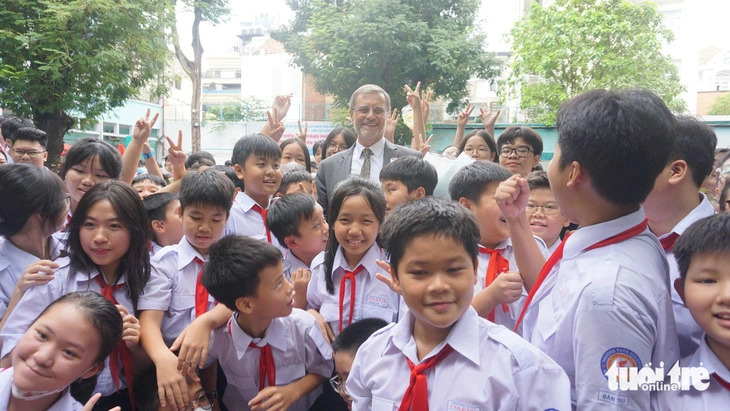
[224,191,284,252]
[654,335,730,409]
[347,306,572,410]
[0,258,135,396]
[0,236,64,318]
[350,138,386,181]
[205,309,333,411]
[306,244,400,336]
[138,238,216,346]
[521,208,679,409]
[656,193,715,357]
[0,367,82,410]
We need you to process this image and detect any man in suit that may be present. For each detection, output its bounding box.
[316,84,421,214]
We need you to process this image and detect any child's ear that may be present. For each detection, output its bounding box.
[674,278,687,307]
[177,206,183,219]
[458,197,473,210]
[151,219,166,234]
[80,362,105,380]
[566,161,583,188]
[233,163,245,180]
[235,296,255,314]
[284,235,298,250]
[668,160,688,185]
[410,187,426,200]
[297,182,307,193]
[391,271,403,294]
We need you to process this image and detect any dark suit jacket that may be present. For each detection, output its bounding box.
[315,139,421,215]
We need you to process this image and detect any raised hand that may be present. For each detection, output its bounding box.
[421,89,432,122]
[165,131,186,168]
[494,174,530,222]
[404,82,422,110]
[296,120,308,143]
[457,103,475,129]
[478,107,500,136]
[375,259,399,294]
[132,109,159,143]
[384,108,399,143]
[486,271,524,304]
[272,94,293,123]
[264,109,286,142]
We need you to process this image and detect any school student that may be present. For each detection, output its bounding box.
[526,171,571,254]
[1,181,150,409]
[655,213,730,408]
[506,89,680,408]
[2,292,123,410]
[643,116,717,358]
[138,169,235,410]
[132,173,167,199]
[379,156,437,215]
[275,169,316,198]
[225,134,284,249]
[142,192,183,255]
[347,197,571,409]
[7,127,47,168]
[267,193,328,309]
[496,126,543,177]
[449,161,547,331]
[306,177,400,342]
[200,235,333,410]
[0,165,68,321]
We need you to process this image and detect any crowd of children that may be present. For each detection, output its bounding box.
[0,85,728,411]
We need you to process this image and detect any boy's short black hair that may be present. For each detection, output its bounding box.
[279,169,314,194]
[674,213,730,280]
[556,89,675,206]
[1,118,34,142]
[231,133,281,167]
[380,197,480,277]
[496,126,543,156]
[185,151,216,170]
[132,173,168,188]
[332,318,388,354]
[526,170,551,191]
[10,127,47,149]
[669,116,716,187]
[380,156,438,196]
[448,161,512,203]
[143,192,178,222]
[267,193,317,248]
[202,235,283,310]
[213,164,245,192]
[179,168,235,214]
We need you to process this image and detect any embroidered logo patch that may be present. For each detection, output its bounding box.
[601,347,642,381]
[597,390,629,406]
[446,400,480,411]
[366,294,388,308]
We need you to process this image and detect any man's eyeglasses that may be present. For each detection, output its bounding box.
[329,375,348,395]
[182,390,216,411]
[499,146,533,158]
[526,203,561,215]
[11,148,46,158]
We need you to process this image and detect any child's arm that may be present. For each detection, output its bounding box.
[169,303,232,373]
[248,374,326,411]
[384,109,399,144]
[405,82,425,152]
[494,175,546,291]
[139,310,190,410]
[141,142,164,179]
[290,268,311,309]
[477,107,500,138]
[158,133,186,191]
[453,103,475,147]
[122,109,158,184]
[471,271,524,317]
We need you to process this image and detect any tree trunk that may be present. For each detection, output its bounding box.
[173,4,204,152]
[34,109,74,172]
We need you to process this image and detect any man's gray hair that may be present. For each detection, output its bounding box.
[349,84,391,112]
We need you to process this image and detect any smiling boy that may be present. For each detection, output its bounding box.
[346,197,570,410]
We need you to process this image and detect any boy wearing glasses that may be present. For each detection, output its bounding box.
[9,127,47,167]
[496,126,543,177]
[526,171,571,254]
[449,161,548,333]
[643,116,717,357]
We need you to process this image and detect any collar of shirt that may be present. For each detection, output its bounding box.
[658,193,715,242]
[0,240,44,275]
[688,335,730,382]
[387,306,481,367]
[284,249,309,272]
[234,191,270,212]
[177,237,206,269]
[228,313,288,360]
[333,243,380,277]
[353,137,386,162]
[76,270,129,287]
[562,208,647,260]
[0,367,79,410]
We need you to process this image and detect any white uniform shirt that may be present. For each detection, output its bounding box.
[474,237,547,332]
[350,138,385,181]
[205,310,333,411]
[521,208,679,409]
[547,237,562,255]
[224,191,284,251]
[150,240,163,256]
[0,367,82,410]
[655,335,730,409]
[282,249,321,282]
[307,244,399,336]
[0,237,64,318]
[138,238,216,346]
[0,258,135,396]
[347,306,572,410]
[656,193,714,357]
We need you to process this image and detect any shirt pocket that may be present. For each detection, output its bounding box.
[535,294,561,342]
[319,302,340,324]
[275,356,306,385]
[166,293,194,335]
[372,395,396,411]
[361,293,396,322]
